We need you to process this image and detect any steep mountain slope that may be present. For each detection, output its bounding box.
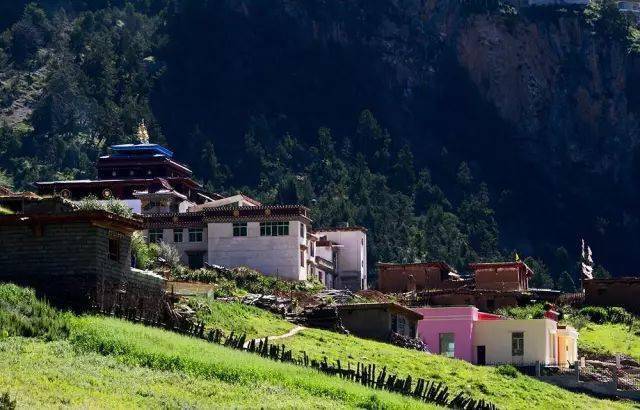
[155,0,640,274]
[2,1,640,277]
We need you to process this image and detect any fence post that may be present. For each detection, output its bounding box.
[575,360,580,382]
[613,355,620,392]
[535,361,541,378]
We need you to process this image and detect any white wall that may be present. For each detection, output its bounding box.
[207,220,307,281]
[141,227,208,265]
[316,230,367,290]
[91,199,141,214]
[473,319,557,365]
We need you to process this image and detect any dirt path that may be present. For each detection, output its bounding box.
[243,325,306,348]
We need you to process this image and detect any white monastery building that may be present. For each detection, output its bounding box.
[142,193,368,290]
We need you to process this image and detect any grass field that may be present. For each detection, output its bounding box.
[183,298,635,409]
[67,316,437,409]
[578,323,640,361]
[186,297,294,338]
[1,338,346,409]
[0,285,637,409]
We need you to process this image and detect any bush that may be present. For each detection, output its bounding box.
[75,195,133,218]
[0,284,70,340]
[496,364,519,378]
[173,266,324,295]
[0,392,16,410]
[606,307,634,325]
[496,303,545,320]
[156,242,181,270]
[131,231,154,269]
[579,306,609,324]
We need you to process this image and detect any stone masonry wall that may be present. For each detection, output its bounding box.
[0,221,164,318]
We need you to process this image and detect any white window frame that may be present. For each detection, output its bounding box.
[173,228,183,243]
[148,228,163,243]
[233,222,247,237]
[512,332,524,356]
[188,228,203,242]
[260,221,289,236]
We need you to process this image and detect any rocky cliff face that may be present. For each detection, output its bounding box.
[451,9,639,182]
[155,0,640,272]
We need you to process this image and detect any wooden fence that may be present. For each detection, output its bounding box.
[101,307,497,410]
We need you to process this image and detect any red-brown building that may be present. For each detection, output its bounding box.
[469,262,533,291]
[35,143,217,204]
[377,262,462,293]
[583,277,640,314]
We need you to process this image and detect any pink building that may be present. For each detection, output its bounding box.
[415,306,578,367]
[415,306,502,362]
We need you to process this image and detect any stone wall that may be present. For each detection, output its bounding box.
[0,220,164,318]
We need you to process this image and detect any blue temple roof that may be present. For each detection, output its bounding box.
[109,143,174,158]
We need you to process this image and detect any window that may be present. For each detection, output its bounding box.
[300,250,305,267]
[300,223,305,238]
[397,316,406,335]
[310,243,315,257]
[148,228,163,243]
[512,332,524,356]
[233,222,247,237]
[260,221,289,236]
[439,333,455,358]
[173,229,183,243]
[391,314,407,335]
[188,228,203,242]
[108,237,120,262]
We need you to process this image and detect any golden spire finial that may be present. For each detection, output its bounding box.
[137,120,150,144]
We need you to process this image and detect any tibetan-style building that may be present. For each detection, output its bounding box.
[35,143,217,207]
[34,136,370,290]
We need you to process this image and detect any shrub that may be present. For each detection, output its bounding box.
[75,195,133,218]
[496,364,519,378]
[131,231,154,269]
[606,307,634,325]
[497,303,545,320]
[0,284,70,340]
[173,266,324,295]
[579,306,609,324]
[156,242,181,271]
[0,392,16,410]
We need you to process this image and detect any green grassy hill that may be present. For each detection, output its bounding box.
[1,285,637,409]
[185,297,294,339]
[498,304,640,362]
[193,298,636,410]
[0,285,434,409]
[578,323,640,362]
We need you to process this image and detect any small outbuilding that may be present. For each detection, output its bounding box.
[0,199,165,318]
[336,303,423,342]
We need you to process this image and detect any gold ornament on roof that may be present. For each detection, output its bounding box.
[137,120,150,144]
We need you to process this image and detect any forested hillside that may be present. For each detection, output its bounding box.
[1,0,639,286]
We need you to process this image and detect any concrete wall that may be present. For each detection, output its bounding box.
[208,221,306,281]
[558,327,579,367]
[473,319,557,365]
[415,307,477,361]
[0,221,164,318]
[316,230,367,290]
[141,227,208,266]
